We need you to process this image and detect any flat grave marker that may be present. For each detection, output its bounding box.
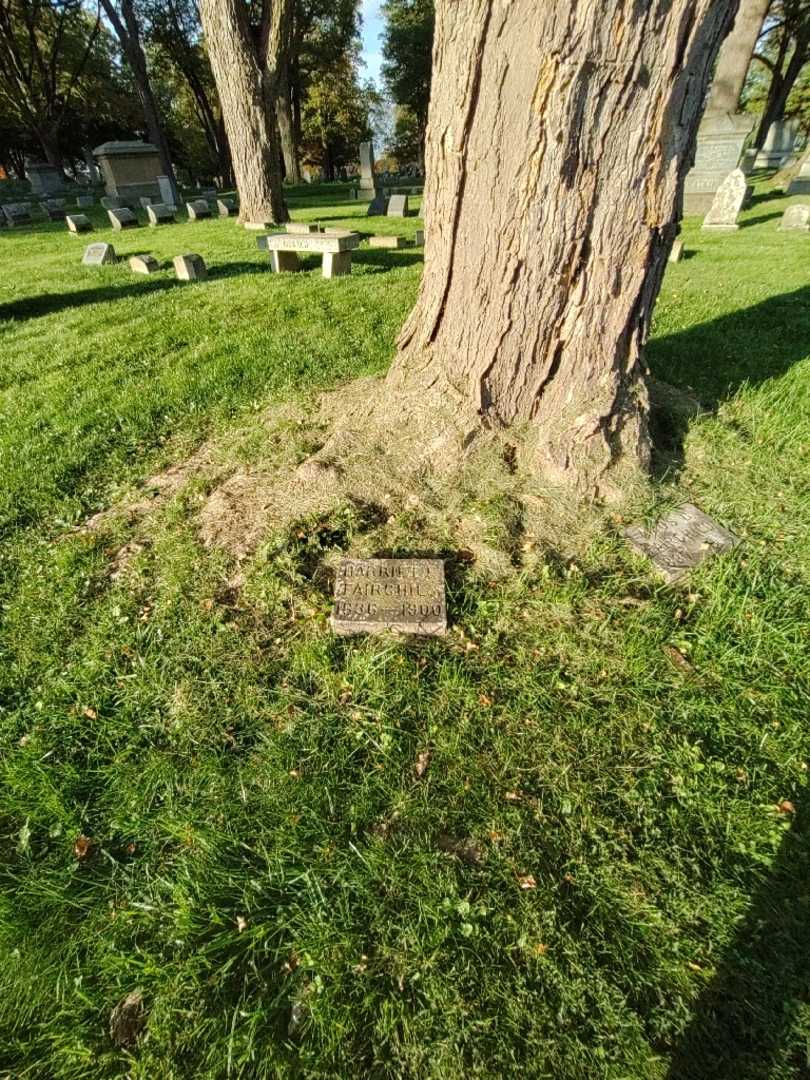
[173,253,207,281]
[286,222,321,234]
[108,207,138,230]
[331,559,447,636]
[624,503,739,583]
[186,200,211,221]
[82,242,117,266]
[369,234,408,248]
[387,194,408,218]
[2,202,32,226]
[129,254,160,274]
[147,203,176,226]
[66,214,93,234]
[217,198,237,217]
[778,204,810,231]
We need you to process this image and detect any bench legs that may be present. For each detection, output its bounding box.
[322,251,352,278]
[270,250,300,272]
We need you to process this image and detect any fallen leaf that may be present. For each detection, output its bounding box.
[532,942,548,956]
[663,644,694,673]
[478,694,493,707]
[437,834,483,865]
[73,835,93,860]
[517,873,537,890]
[505,791,522,802]
[109,990,145,1048]
[414,749,431,778]
[82,707,97,720]
[777,800,796,814]
[235,915,248,933]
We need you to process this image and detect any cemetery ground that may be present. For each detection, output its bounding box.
[0,180,808,1080]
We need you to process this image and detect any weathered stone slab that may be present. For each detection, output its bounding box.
[358,140,376,192]
[668,238,684,263]
[173,253,207,280]
[684,112,754,215]
[414,228,424,246]
[387,194,408,218]
[108,207,138,230]
[258,231,360,253]
[217,198,237,217]
[331,559,447,635]
[366,192,388,216]
[286,221,320,234]
[369,234,408,248]
[2,202,32,226]
[129,254,159,274]
[82,242,117,266]
[787,159,810,195]
[157,174,179,206]
[66,214,93,234]
[624,503,738,583]
[42,200,66,220]
[778,204,810,231]
[186,199,211,220]
[322,250,352,278]
[701,168,748,230]
[147,202,176,226]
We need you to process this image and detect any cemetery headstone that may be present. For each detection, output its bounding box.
[366,192,388,217]
[93,140,161,202]
[358,140,376,193]
[217,198,237,217]
[186,200,211,221]
[173,253,207,281]
[108,207,138,230]
[387,194,409,218]
[787,158,810,195]
[42,200,66,220]
[82,242,117,266]
[683,113,754,215]
[129,254,160,274]
[701,168,748,230]
[2,202,32,227]
[369,234,408,248]
[778,204,810,231]
[26,161,65,196]
[668,238,684,262]
[76,195,95,208]
[624,503,738,583]
[147,203,176,226]
[66,214,93,234]
[331,559,447,636]
[286,222,321,234]
[414,229,425,246]
[157,174,179,208]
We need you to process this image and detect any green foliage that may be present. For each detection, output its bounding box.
[380,0,433,153]
[0,186,809,1077]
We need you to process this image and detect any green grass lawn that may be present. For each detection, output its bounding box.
[0,184,808,1079]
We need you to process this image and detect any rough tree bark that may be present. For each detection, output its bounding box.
[385,0,740,496]
[199,0,287,222]
[100,0,177,188]
[705,0,771,115]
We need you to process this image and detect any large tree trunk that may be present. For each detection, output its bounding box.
[705,0,771,115]
[385,0,739,496]
[100,0,178,191]
[199,0,287,222]
[277,81,301,183]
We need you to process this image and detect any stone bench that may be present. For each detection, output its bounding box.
[257,230,361,277]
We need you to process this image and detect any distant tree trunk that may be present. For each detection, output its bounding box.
[100,0,177,189]
[752,27,810,149]
[199,0,287,222]
[277,83,300,183]
[705,0,771,115]
[385,0,739,497]
[34,128,63,169]
[271,0,300,184]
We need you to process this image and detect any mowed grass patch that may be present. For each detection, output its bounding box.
[0,186,809,1079]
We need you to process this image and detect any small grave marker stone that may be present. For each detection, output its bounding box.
[701,168,748,230]
[217,198,237,217]
[286,222,320,234]
[369,234,408,248]
[366,192,388,217]
[129,254,160,274]
[173,253,207,280]
[82,242,117,266]
[331,559,447,636]
[414,229,424,246]
[387,194,409,218]
[624,503,738,583]
[66,214,93,234]
[778,204,810,231]
[668,238,684,262]
[186,200,211,221]
[108,207,138,230]
[2,202,32,226]
[42,200,66,220]
[147,203,176,226]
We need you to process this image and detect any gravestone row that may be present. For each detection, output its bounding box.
[81,242,207,281]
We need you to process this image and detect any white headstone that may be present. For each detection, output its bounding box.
[778,204,810,231]
[173,253,207,280]
[82,242,117,266]
[701,169,748,230]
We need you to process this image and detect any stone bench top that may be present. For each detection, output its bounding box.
[260,231,361,253]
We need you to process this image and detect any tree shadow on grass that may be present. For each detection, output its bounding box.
[739,211,786,228]
[647,284,810,477]
[666,809,810,1079]
[0,277,180,321]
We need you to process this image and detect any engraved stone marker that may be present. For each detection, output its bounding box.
[186,199,211,221]
[129,254,159,274]
[157,174,179,206]
[82,242,117,266]
[286,221,320,234]
[683,113,754,215]
[66,213,93,234]
[778,204,810,231]
[2,202,32,226]
[369,234,408,248]
[359,140,376,192]
[668,238,684,263]
[147,202,176,226]
[108,207,138,230]
[331,559,447,636]
[217,198,237,217]
[624,503,739,583]
[701,169,748,230]
[173,253,207,280]
[387,194,408,218]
